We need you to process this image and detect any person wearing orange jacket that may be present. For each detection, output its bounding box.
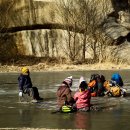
[88,74,105,97]
[88,74,98,97]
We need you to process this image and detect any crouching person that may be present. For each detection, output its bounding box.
[56,76,76,113]
[74,77,91,112]
[111,73,123,87]
[103,80,126,97]
[18,67,43,102]
[111,73,126,96]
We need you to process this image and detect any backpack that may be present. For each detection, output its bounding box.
[61,105,74,113]
[103,81,111,91]
[90,74,100,81]
[88,80,96,88]
[111,73,123,87]
[110,86,121,97]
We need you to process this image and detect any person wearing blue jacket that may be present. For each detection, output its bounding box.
[18,67,43,102]
[111,73,123,87]
[111,73,126,97]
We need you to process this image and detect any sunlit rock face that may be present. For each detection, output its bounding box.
[104,0,130,42]
[14,29,83,58]
[10,0,58,26]
[0,0,113,27]
[15,29,62,57]
[2,0,112,57]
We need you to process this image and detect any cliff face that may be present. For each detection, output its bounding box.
[0,0,112,27]
[104,0,130,41]
[0,0,130,63]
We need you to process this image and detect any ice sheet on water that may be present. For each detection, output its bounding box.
[0,89,6,94]
[0,89,18,95]
[36,100,58,110]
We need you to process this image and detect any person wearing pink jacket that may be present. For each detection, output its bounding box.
[74,76,91,112]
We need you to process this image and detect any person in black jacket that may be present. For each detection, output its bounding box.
[18,67,43,102]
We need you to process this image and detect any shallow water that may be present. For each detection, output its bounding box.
[0,70,130,129]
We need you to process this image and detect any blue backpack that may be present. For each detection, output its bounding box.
[111,73,123,87]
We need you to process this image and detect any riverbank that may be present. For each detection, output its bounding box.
[0,62,130,72]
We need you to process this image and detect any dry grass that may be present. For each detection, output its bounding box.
[0,62,130,73]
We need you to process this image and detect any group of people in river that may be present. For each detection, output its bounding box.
[56,73,126,112]
[18,67,127,112]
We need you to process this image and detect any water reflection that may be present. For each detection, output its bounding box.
[74,112,91,129]
[19,108,33,127]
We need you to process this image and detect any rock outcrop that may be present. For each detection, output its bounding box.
[0,0,130,63]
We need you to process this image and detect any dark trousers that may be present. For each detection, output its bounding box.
[32,87,40,100]
[23,87,40,100]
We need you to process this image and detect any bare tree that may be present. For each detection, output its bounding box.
[75,0,99,62]
[56,0,112,63]
[0,0,18,63]
[77,0,112,62]
[56,0,83,62]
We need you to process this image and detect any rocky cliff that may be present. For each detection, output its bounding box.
[0,0,130,64]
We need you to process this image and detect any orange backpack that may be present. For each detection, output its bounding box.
[91,92,97,97]
[88,80,97,97]
[88,80,96,88]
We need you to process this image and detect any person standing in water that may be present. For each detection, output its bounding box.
[18,67,43,102]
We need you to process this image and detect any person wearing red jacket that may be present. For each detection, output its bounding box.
[74,76,91,112]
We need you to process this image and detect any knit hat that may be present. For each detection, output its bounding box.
[79,76,88,90]
[79,76,86,84]
[63,76,73,87]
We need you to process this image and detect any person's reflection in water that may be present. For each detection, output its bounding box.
[74,112,91,129]
[19,108,33,126]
